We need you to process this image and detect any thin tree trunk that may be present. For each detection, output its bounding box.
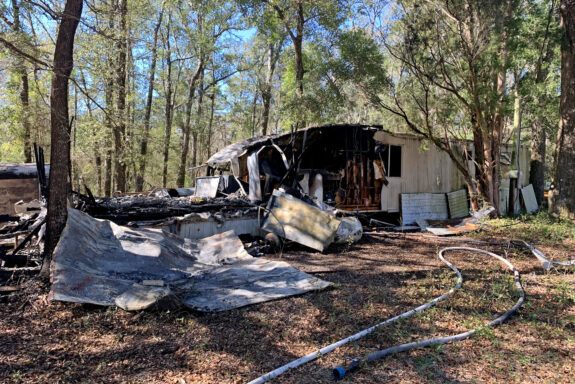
[530,108,546,205]
[176,59,204,187]
[113,0,128,192]
[71,84,78,189]
[104,7,115,196]
[294,3,304,103]
[137,9,163,191]
[191,68,205,171]
[191,132,198,168]
[161,16,173,188]
[272,2,305,128]
[250,89,258,137]
[289,3,305,128]
[206,91,215,160]
[20,69,31,162]
[260,42,277,137]
[472,118,489,206]
[80,71,102,195]
[12,0,32,162]
[125,33,137,190]
[549,0,575,219]
[44,0,83,267]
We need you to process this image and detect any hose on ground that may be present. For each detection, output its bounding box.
[333,247,525,379]
[247,246,523,384]
[365,231,575,271]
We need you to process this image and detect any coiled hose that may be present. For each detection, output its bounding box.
[247,247,525,384]
[333,247,525,379]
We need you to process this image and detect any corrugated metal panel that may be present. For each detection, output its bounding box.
[521,184,538,213]
[447,189,469,219]
[401,193,448,225]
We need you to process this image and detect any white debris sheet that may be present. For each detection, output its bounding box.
[49,209,331,312]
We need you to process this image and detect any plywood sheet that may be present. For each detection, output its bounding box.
[401,193,448,225]
[50,209,330,312]
[261,190,341,251]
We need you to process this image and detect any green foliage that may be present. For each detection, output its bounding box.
[489,210,575,245]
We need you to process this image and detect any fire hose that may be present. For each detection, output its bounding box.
[247,247,525,384]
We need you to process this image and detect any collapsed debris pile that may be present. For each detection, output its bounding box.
[77,194,254,224]
[0,200,46,270]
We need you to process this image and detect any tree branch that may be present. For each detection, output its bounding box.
[0,34,50,68]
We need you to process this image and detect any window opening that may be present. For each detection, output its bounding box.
[389,145,402,177]
[378,144,402,178]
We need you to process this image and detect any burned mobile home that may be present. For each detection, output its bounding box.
[204,123,530,217]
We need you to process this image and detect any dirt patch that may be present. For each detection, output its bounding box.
[1,229,574,383]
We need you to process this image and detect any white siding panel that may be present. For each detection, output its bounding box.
[163,217,262,239]
[521,184,539,213]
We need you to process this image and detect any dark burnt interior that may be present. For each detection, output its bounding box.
[270,125,383,210]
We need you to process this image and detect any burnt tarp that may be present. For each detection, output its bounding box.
[50,209,331,312]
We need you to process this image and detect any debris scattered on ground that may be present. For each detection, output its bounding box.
[421,206,495,236]
[2,217,574,384]
[333,216,363,244]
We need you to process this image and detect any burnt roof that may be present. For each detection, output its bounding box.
[206,123,383,164]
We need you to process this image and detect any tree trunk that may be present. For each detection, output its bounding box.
[136,9,163,191]
[290,3,305,128]
[471,117,490,206]
[294,3,304,103]
[191,132,198,168]
[274,2,305,128]
[12,0,32,162]
[530,3,555,206]
[549,0,575,220]
[20,69,31,162]
[104,8,115,197]
[190,69,205,172]
[113,0,128,192]
[176,59,204,188]
[206,91,215,160]
[161,17,173,188]
[126,35,136,190]
[250,89,258,137]
[44,0,83,268]
[80,71,102,195]
[261,42,277,137]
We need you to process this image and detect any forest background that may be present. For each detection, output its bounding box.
[0,0,565,213]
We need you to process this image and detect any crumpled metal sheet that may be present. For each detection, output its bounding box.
[262,190,341,252]
[49,209,331,311]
